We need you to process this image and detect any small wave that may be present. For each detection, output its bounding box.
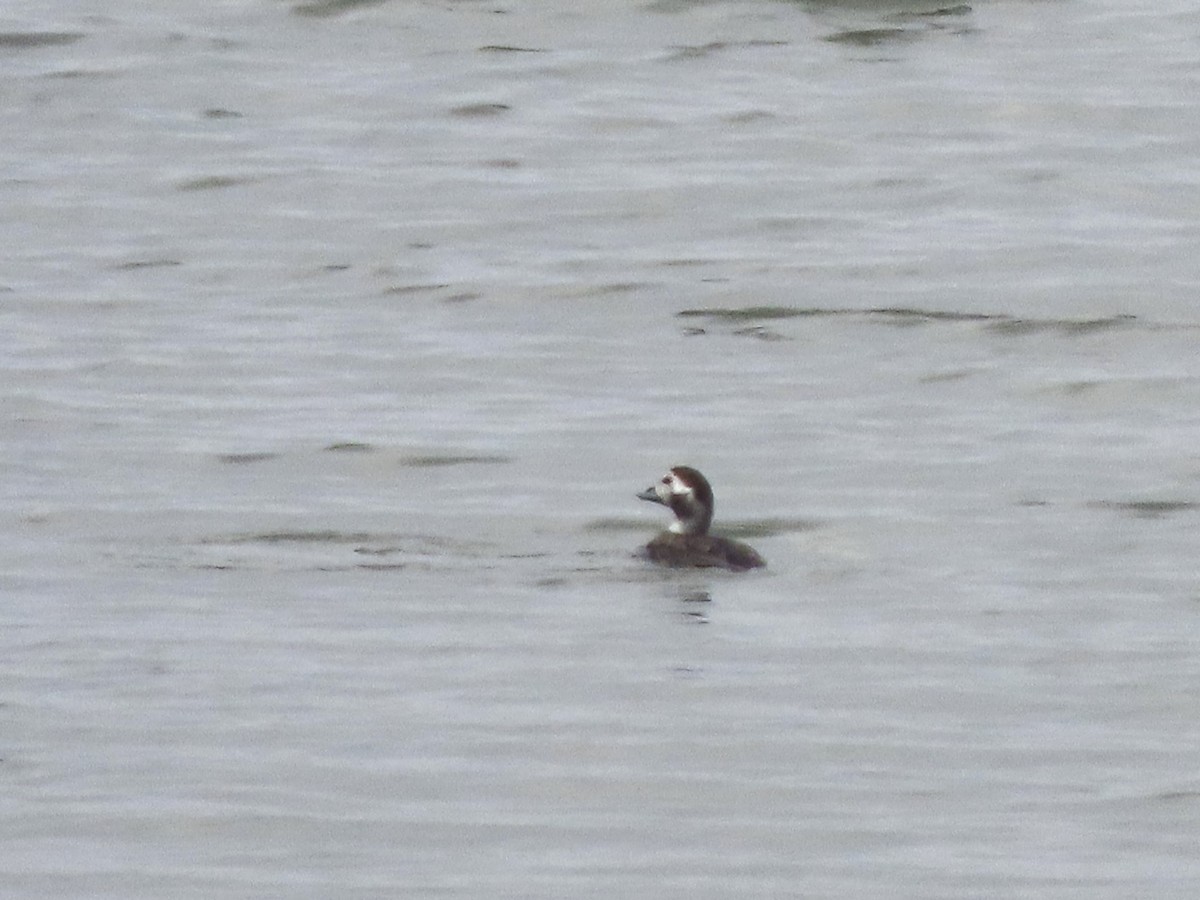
[1091,500,1199,519]
[291,0,388,18]
[217,452,280,465]
[677,306,1139,335]
[398,454,510,467]
[0,32,83,49]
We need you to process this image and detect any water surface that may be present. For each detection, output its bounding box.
[4,1,1200,897]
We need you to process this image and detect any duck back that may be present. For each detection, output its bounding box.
[643,531,765,571]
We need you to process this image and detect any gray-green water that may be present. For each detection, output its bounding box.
[4,1,1200,897]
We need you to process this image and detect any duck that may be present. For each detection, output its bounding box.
[636,465,766,571]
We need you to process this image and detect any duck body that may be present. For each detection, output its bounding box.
[636,465,765,572]
[642,530,766,571]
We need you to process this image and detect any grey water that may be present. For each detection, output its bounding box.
[4,0,1200,896]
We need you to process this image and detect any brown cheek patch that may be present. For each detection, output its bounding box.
[668,495,692,518]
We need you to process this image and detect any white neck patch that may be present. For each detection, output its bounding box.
[663,472,706,534]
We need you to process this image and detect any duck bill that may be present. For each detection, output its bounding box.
[637,486,663,504]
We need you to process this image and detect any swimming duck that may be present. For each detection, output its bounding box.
[637,466,765,571]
